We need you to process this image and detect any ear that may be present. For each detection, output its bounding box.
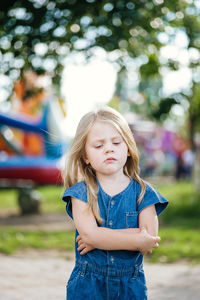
[127,150,131,157]
[83,156,90,165]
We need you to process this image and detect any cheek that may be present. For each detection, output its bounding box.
[85,149,98,165]
[123,145,129,156]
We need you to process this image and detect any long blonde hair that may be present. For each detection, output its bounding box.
[62,106,146,224]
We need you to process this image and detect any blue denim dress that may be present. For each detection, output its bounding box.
[62,179,168,300]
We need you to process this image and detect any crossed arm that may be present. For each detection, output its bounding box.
[71,197,160,255]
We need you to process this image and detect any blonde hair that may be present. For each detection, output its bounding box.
[63,106,146,224]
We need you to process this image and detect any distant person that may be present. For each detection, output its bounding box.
[175,150,194,180]
[182,149,194,178]
[62,106,168,299]
[175,153,185,180]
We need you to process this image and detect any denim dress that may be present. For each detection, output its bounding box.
[62,178,168,300]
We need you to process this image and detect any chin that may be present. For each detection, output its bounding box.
[102,169,118,176]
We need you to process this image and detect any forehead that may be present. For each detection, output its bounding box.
[86,121,121,141]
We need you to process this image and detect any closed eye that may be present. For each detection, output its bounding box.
[94,144,103,148]
[113,141,121,145]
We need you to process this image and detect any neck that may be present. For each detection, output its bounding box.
[96,170,127,184]
[96,172,130,196]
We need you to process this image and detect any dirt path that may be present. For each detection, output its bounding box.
[1,250,200,300]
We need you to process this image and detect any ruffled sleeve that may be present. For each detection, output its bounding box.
[62,181,87,219]
[137,182,168,216]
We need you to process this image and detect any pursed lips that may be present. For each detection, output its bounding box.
[104,157,116,163]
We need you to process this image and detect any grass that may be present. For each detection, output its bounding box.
[145,180,200,263]
[0,185,65,213]
[0,227,75,255]
[156,180,200,227]
[38,185,65,213]
[147,227,200,264]
[0,180,200,263]
[0,189,19,210]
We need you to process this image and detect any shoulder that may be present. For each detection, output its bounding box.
[133,179,161,198]
[62,181,88,219]
[62,181,87,202]
[144,181,165,202]
[132,179,143,196]
[133,179,169,216]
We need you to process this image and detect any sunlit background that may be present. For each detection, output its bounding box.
[60,30,193,137]
[61,52,117,136]
[0,28,196,142]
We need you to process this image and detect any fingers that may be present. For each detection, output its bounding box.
[76,235,91,255]
[76,235,84,248]
[139,228,161,254]
[152,241,160,249]
[76,235,81,242]
[77,242,86,252]
[80,248,88,255]
[78,242,88,255]
[155,236,161,243]
[153,236,160,248]
[79,244,91,255]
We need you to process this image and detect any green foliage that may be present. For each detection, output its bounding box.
[0,0,178,95]
[151,97,178,121]
[139,54,160,79]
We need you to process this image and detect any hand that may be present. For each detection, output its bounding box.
[76,235,95,255]
[138,227,160,255]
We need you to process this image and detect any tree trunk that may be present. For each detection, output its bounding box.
[193,133,200,204]
[188,111,196,152]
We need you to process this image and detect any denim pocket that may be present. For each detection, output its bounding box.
[125,211,138,228]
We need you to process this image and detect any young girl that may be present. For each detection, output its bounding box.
[62,106,168,300]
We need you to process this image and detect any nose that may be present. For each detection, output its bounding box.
[104,142,114,153]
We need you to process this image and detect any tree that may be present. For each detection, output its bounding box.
[137,0,200,150]
[0,0,199,130]
[0,0,173,98]
[1,1,200,142]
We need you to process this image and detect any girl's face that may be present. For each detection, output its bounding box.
[84,121,129,178]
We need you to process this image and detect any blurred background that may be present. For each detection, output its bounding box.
[0,0,200,271]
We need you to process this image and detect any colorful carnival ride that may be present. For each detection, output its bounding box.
[0,72,68,213]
